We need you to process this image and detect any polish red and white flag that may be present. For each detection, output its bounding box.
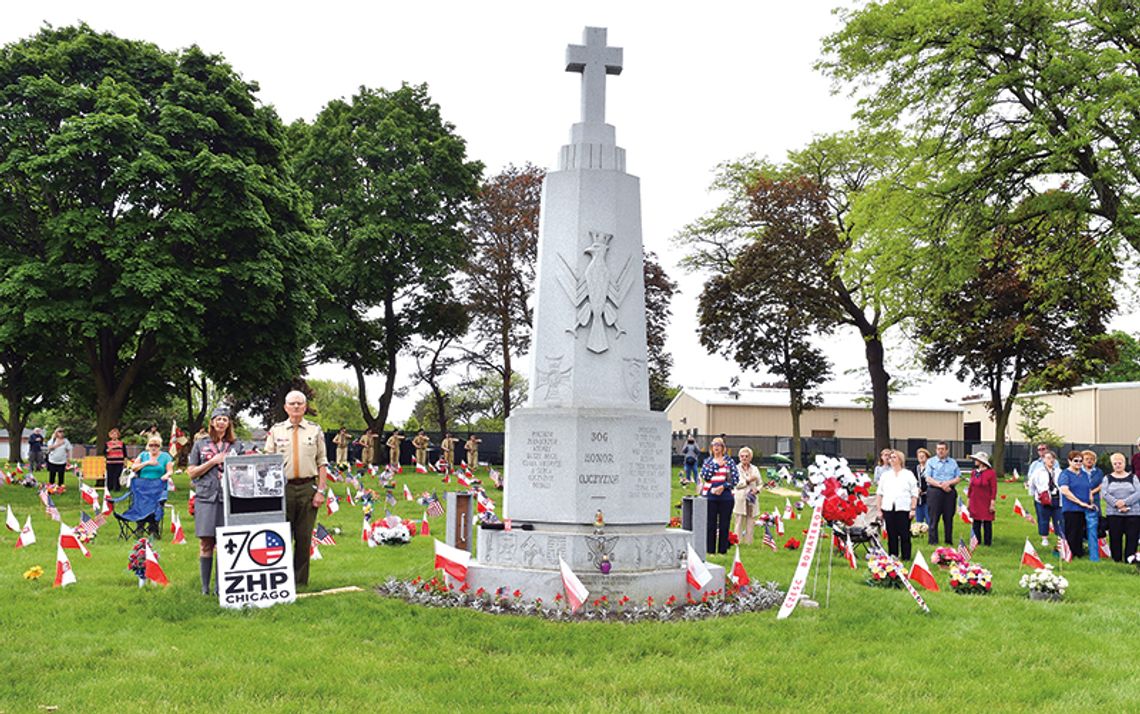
[5,504,19,533]
[908,550,939,591]
[326,488,339,515]
[959,502,973,524]
[171,510,187,545]
[844,533,858,569]
[15,515,35,548]
[729,546,750,587]
[1013,498,1030,519]
[58,522,91,558]
[1021,539,1045,569]
[420,512,430,536]
[79,481,98,508]
[414,458,428,474]
[434,539,470,582]
[403,483,414,501]
[54,542,76,588]
[685,543,712,591]
[559,557,589,612]
[145,541,169,586]
[1098,538,1111,559]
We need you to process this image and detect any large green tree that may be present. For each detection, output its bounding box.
[916,194,1119,472]
[643,252,679,411]
[291,83,482,434]
[0,25,320,450]
[821,0,1140,257]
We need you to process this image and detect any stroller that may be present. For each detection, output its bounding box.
[830,496,886,558]
[113,477,168,540]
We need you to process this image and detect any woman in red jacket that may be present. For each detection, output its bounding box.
[966,451,997,546]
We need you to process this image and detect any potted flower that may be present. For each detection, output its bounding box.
[910,522,929,538]
[1019,565,1068,602]
[930,547,966,569]
[866,553,904,588]
[949,562,992,595]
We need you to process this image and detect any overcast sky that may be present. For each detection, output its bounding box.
[7,2,1138,421]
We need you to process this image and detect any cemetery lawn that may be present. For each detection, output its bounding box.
[3,469,1139,713]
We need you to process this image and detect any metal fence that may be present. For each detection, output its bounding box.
[670,433,1139,472]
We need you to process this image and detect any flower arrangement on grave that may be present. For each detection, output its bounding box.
[930,547,966,568]
[803,455,870,526]
[75,527,96,545]
[910,521,929,537]
[783,537,801,550]
[23,565,44,580]
[127,538,151,582]
[949,562,992,594]
[1019,565,1068,598]
[866,553,904,588]
[370,521,411,546]
[668,516,681,528]
[46,483,67,495]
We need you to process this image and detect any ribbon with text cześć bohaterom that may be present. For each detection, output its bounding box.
[776,505,823,620]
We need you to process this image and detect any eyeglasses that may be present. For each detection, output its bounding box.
[1037,447,1047,451]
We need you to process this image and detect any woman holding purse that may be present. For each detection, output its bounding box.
[732,446,762,544]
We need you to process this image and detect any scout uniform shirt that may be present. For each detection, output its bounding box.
[386,433,404,466]
[412,434,430,466]
[265,418,328,479]
[441,436,458,466]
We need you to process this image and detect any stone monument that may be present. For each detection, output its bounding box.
[463,27,725,601]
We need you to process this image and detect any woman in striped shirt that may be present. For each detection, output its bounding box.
[699,437,739,555]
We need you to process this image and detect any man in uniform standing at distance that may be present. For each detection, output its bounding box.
[264,391,328,587]
[440,432,458,472]
[333,427,352,466]
[387,430,405,471]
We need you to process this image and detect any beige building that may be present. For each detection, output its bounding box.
[666,387,963,440]
[960,381,1140,445]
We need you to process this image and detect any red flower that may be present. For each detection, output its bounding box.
[475,587,486,596]
[665,595,676,606]
[459,583,469,592]
[647,596,655,606]
[784,537,801,550]
[554,592,563,601]
[728,532,740,545]
[512,589,522,598]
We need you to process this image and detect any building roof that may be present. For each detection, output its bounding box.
[958,381,1140,406]
[675,387,964,413]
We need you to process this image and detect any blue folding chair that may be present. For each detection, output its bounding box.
[113,478,168,540]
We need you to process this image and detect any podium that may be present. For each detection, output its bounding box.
[217,454,294,608]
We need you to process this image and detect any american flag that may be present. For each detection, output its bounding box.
[762,525,777,552]
[426,492,445,518]
[39,488,60,521]
[958,537,973,562]
[313,523,337,546]
[968,531,979,554]
[384,490,397,507]
[1059,536,1073,563]
[488,468,502,488]
[76,511,100,538]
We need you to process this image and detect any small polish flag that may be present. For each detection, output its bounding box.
[145,541,169,586]
[1013,468,1021,480]
[54,542,76,588]
[559,556,590,612]
[456,472,471,488]
[420,511,430,536]
[1098,538,1111,559]
[774,511,785,536]
[326,488,339,515]
[783,498,796,521]
[441,473,451,484]
[361,516,372,546]
[79,481,98,507]
[167,478,176,492]
[187,489,196,515]
[171,510,186,545]
[102,485,114,516]
[5,504,19,533]
[1021,539,1045,569]
[15,515,35,548]
[685,543,712,591]
[403,483,414,501]
[1013,498,1030,519]
[844,533,858,569]
[15,463,24,475]
[58,522,91,558]
[345,489,356,507]
[310,540,323,560]
[414,458,428,474]
[1048,521,1055,535]
[729,546,750,587]
[959,502,973,524]
[908,550,940,591]
[433,539,470,582]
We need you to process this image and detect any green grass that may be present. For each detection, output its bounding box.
[2,469,1139,712]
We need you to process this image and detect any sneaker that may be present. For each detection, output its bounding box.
[1041,537,1049,546]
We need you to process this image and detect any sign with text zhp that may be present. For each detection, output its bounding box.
[217,521,296,609]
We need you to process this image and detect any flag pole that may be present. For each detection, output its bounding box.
[825,526,834,609]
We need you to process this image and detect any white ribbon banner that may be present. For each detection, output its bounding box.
[898,565,931,613]
[776,506,824,620]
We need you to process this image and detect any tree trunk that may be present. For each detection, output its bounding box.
[432,383,449,436]
[864,334,891,451]
[790,391,803,469]
[991,390,1018,479]
[85,331,155,455]
[502,354,513,421]
[1,384,27,465]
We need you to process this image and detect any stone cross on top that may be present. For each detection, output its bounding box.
[565,27,622,128]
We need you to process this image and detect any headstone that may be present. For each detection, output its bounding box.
[446,491,475,550]
[681,496,709,561]
[464,27,724,602]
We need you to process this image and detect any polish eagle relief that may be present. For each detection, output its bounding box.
[556,231,635,353]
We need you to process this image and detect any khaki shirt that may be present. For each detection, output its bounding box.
[412,435,430,450]
[265,418,329,479]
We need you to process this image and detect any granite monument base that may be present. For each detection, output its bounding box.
[463,525,726,603]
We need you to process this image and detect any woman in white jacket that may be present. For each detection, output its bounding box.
[1027,451,1064,546]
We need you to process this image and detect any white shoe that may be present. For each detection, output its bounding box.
[1041,537,1049,546]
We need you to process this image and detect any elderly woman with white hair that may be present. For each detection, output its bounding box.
[732,446,762,544]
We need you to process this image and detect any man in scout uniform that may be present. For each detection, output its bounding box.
[440,432,459,471]
[387,430,405,470]
[412,429,431,469]
[264,391,328,587]
[465,433,482,469]
[333,427,352,465]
